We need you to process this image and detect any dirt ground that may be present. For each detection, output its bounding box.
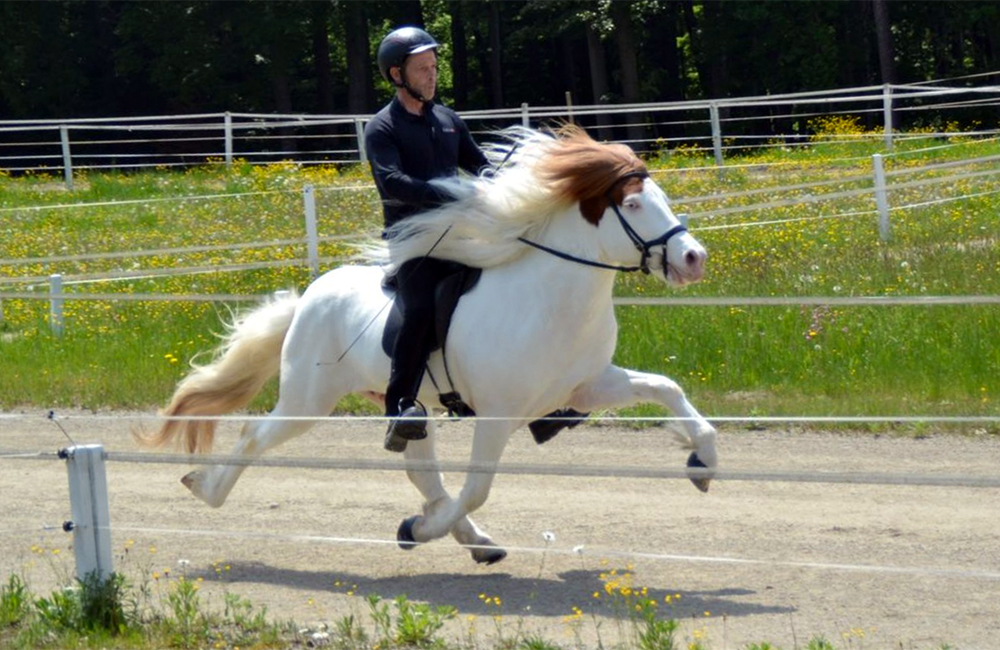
[1,409,999,649]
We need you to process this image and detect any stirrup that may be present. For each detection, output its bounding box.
[384,401,428,452]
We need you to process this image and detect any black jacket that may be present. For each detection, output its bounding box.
[364,97,488,229]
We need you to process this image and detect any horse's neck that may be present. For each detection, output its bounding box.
[519,213,619,311]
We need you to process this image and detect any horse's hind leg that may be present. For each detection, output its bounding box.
[183,393,340,507]
[402,421,507,564]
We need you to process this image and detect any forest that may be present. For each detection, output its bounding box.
[1,0,999,122]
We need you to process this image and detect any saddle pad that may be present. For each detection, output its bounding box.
[380,263,482,356]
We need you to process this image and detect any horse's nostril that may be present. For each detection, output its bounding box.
[684,250,702,267]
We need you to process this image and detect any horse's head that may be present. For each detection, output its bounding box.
[606,173,706,287]
[534,125,706,287]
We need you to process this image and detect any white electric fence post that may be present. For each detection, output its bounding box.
[872,153,891,241]
[303,185,320,279]
[521,102,530,128]
[60,125,74,191]
[61,444,114,583]
[709,101,724,167]
[882,84,895,151]
[355,118,367,165]
[224,112,234,168]
[49,273,64,336]
[565,91,574,124]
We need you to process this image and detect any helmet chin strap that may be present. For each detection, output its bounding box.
[394,68,431,104]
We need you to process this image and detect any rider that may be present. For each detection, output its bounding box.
[365,26,587,452]
[365,26,489,452]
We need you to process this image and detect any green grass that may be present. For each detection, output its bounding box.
[1,128,999,423]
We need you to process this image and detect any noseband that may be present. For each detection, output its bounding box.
[517,171,688,274]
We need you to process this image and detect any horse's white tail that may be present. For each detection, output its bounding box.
[136,292,299,454]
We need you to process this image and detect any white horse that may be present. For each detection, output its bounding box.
[139,126,717,565]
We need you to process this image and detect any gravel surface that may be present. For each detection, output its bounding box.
[2,410,999,649]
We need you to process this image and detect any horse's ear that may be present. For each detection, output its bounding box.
[579,195,607,226]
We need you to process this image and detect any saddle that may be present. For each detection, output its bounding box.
[380,261,482,416]
[379,261,587,443]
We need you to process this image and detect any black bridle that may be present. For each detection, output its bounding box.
[517,171,688,274]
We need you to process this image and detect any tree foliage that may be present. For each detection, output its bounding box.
[0,0,998,120]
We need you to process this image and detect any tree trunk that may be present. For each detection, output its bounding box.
[655,2,682,102]
[585,25,613,140]
[872,0,897,84]
[311,3,334,115]
[449,0,469,109]
[487,1,504,107]
[610,1,645,147]
[344,1,372,113]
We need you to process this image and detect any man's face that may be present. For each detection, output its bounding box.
[396,49,437,101]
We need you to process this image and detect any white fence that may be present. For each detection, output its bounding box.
[3,134,1000,335]
[3,77,1000,185]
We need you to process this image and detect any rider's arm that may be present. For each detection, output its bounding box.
[365,123,451,213]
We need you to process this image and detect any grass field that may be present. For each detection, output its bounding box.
[1,122,998,424]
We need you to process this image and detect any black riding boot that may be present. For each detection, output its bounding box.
[528,408,589,445]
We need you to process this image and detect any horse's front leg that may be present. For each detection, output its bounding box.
[569,364,718,492]
[401,421,506,564]
[398,419,515,563]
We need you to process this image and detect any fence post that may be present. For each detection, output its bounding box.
[60,125,74,191]
[303,185,320,279]
[565,91,574,124]
[708,102,723,167]
[49,274,64,336]
[882,84,894,151]
[355,119,367,165]
[872,154,891,241]
[521,102,530,128]
[224,112,234,168]
[61,444,114,583]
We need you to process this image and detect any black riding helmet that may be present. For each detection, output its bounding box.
[377,26,439,87]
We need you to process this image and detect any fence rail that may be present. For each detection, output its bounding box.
[3,79,1000,183]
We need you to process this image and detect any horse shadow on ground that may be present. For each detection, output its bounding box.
[197,562,795,621]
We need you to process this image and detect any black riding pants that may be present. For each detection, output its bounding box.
[385,257,456,416]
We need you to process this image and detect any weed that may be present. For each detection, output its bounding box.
[165,576,206,647]
[0,574,31,627]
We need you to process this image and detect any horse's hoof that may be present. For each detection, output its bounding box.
[686,451,712,493]
[397,516,420,550]
[472,547,507,565]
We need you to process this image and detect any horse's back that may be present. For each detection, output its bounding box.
[282,264,391,390]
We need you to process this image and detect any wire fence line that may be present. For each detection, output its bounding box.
[1,143,998,287]
[2,443,1000,489]
[100,525,1000,581]
[3,77,1000,178]
[3,292,1000,307]
[6,518,997,583]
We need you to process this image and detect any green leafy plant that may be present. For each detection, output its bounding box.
[0,574,31,628]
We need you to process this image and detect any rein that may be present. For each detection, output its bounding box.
[517,171,688,275]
